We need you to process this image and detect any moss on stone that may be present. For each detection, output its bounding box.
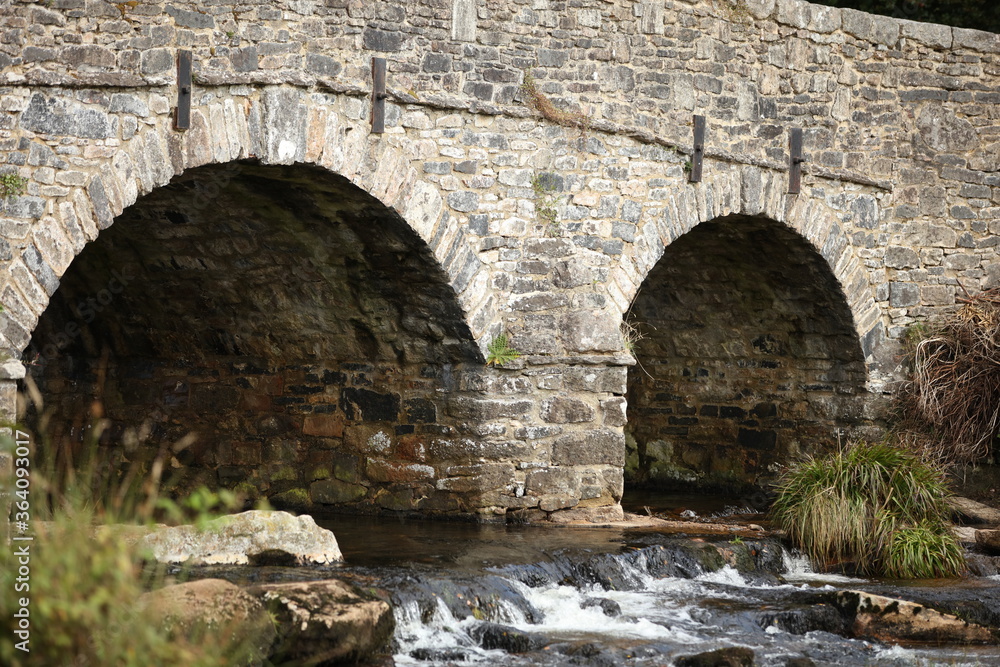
[269,488,311,509]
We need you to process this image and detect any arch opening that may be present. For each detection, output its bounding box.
[624,214,870,499]
[24,161,483,513]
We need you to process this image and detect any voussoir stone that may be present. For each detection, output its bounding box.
[140,510,343,565]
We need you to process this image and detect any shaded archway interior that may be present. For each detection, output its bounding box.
[26,161,483,511]
[625,214,869,494]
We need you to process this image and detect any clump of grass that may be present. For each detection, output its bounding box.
[770,440,963,578]
[520,68,590,131]
[621,319,644,355]
[883,523,966,579]
[897,287,1000,465]
[486,331,520,367]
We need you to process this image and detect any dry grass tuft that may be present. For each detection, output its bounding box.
[520,69,591,131]
[897,287,1000,465]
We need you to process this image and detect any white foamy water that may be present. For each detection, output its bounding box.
[514,582,685,641]
[780,550,865,585]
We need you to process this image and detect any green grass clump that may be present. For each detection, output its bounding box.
[770,440,964,578]
[884,523,966,579]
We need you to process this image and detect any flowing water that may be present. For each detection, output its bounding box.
[193,494,1000,666]
[296,494,1000,667]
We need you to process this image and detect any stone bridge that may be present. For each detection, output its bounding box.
[1,0,998,521]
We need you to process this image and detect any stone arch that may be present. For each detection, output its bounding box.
[8,87,494,361]
[616,167,884,496]
[17,88,505,513]
[609,165,886,387]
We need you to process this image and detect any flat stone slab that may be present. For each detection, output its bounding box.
[948,497,1000,525]
[834,591,996,644]
[140,510,342,565]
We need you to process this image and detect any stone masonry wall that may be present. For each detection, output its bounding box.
[1,0,999,518]
[626,214,869,491]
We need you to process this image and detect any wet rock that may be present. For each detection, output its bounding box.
[470,622,548,652]
[976,529,1000,555]
[675,646,755,666]
[784,659,816,667]
[832,590,996,644]
[139,578,276,664]
[140,510,343,565]
[552,641,655,666]
[249,579,394,665]
[582,596,621,616]
[948,497,1000,525]
[757,603,846,635]
[965,553,1000,577]
[410,648,470,661]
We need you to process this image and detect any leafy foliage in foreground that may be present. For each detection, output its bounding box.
[0,410,255,667]
[771,440,964,578]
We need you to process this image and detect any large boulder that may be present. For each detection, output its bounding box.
[139,578,276,664]
[248,579,394,665]
[140,510,342,565]
[834,591,995,644]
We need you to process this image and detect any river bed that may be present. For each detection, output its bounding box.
[190,494,1000,666]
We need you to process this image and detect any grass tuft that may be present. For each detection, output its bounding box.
[897,287,1000,465]
[770,440,964,578]
[520,69,590,131]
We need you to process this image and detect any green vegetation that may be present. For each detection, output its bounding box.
[771,440,964,578]
[531,173,561,236]
[0,397,258,666]
[486,331,521,367]
[0,172,28,200]
[884,523,966,579]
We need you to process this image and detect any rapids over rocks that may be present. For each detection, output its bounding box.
[189,494,1000,666]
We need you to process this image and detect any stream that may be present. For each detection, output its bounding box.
[200,492,1000,666]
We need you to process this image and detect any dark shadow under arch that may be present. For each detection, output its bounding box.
[625,214,870,494]
[25,161,482,511]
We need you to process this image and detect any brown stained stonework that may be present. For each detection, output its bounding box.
[3,0,1000,519]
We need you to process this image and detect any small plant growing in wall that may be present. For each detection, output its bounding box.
[620,319,645,354]
[532,173,562,236]
[0,172,28,200]
[486,331,521,367]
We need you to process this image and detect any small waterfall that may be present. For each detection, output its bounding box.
[384,540,784,665]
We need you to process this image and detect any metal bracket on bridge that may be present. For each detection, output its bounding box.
[689,115,705,183]
[789,127,804,194]
[174,50,192,131]
[371,57,387,134]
